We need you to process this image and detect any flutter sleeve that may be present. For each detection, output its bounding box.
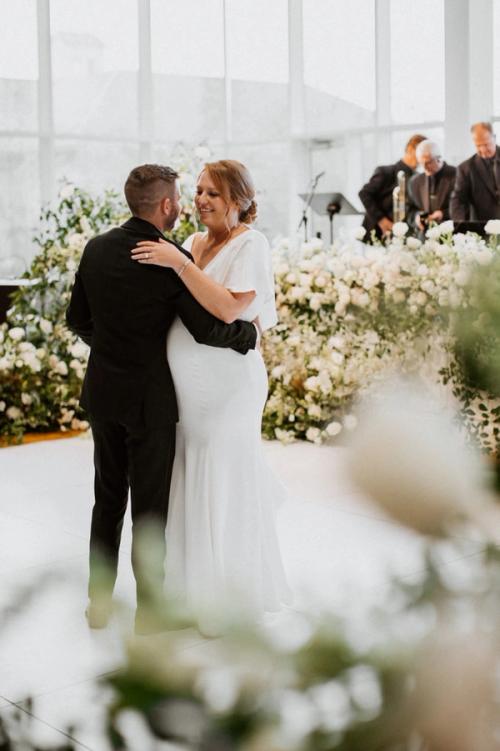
[223,231,278,331]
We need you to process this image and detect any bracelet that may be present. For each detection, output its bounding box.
[177,258,192,278]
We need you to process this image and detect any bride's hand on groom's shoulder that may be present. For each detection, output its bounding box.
[131,239,185,270]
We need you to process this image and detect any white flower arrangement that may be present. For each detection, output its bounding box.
[262,227,500,447]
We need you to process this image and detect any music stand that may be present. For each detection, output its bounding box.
[299,192,362,244]
[453,220,487,237]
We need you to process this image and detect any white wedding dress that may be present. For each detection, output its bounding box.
[165,229,291,623]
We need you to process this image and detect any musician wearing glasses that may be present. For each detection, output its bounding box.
[358,134,427,241]
[408,140,456,233]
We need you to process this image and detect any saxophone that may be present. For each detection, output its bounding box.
[392,170,406,223]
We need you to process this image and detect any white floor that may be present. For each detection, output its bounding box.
[0,435,487,749]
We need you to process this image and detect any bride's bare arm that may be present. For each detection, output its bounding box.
[131,238,255,324]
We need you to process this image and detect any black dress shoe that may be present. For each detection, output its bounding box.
[85,600,111,629]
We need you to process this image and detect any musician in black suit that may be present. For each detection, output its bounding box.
[66,165,257,633]
[408,140,456,232]
[359,133,427,240]
[450,122,500,221]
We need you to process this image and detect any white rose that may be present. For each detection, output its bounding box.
[0,401,5,411]
[19,342,35,352]
[354,226,367,241]
[476,249,493,266]
[406,237,421,250]
[420,280,435,295]
[415,291,427,306]
[6,406,22,420]
[392,222,409,238]
[304,376,320,392]
[426,226,441,240]
[8,327,25,341]
[67,232,85,249]
[393,290,406,304]
[328,338,344,353]
[79,216,92,235]
[326,421,342,436]
[485,219,500,235]
[275,428,295,444]
[307,404,322,418]
[306,427,321,442]
[21,393,32,406]
[69,342,88,359]
[285,273,297,284]
[23,354,42,372]
[290,287,307,301]
[454,270,469,287]
[39,318,53,334]
[331,351,344,365]
[310,294,322,311]
[315,275,327,288]
[271,366,285,379]
[56,361,68,376]
[439,220,454,235]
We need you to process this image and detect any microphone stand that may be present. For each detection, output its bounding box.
[298,172,324,242]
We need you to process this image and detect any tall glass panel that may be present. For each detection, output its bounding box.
[303,0,376,136]
[227,0,288,143]
[390,0,445,123]
[151,0,225,142]
[494,0,500,114]
[0,138,40,271]
[0,0,38,131]
[50,0,139,138]
[54,140,139,196]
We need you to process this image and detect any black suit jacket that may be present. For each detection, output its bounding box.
[450,147,500,221]
[407,162,457,226]
[66,217,257,427]
[359,160,414,237]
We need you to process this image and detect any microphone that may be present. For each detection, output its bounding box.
[311,171,325,184]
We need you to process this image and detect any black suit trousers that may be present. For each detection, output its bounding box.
[88,417,176,609]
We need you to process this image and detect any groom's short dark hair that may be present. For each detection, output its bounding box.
[124,164,179,217]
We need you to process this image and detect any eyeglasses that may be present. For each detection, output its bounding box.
[421,156,442,168]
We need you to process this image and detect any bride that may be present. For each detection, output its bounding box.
[131,159,291,626]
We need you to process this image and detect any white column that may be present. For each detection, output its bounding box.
[37,0,54,203]
[375,0,392,163]
[137,0,153,163]
[288,0,309,244]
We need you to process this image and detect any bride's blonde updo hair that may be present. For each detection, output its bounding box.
[202,159,258,224]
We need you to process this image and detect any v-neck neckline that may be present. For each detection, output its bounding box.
[193,227,251,271]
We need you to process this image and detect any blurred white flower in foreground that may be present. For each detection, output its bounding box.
[347,380,491,536]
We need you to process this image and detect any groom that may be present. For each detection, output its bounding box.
[66,164,257,634]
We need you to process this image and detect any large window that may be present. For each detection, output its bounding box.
[151,0,225,142]
[227,0,289,143]
[0,0,38,131]
[303,0,376,136]
[494,0,500,115]
[2,0,500,266]
[50,0,139,138]
[390,0,445,124]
